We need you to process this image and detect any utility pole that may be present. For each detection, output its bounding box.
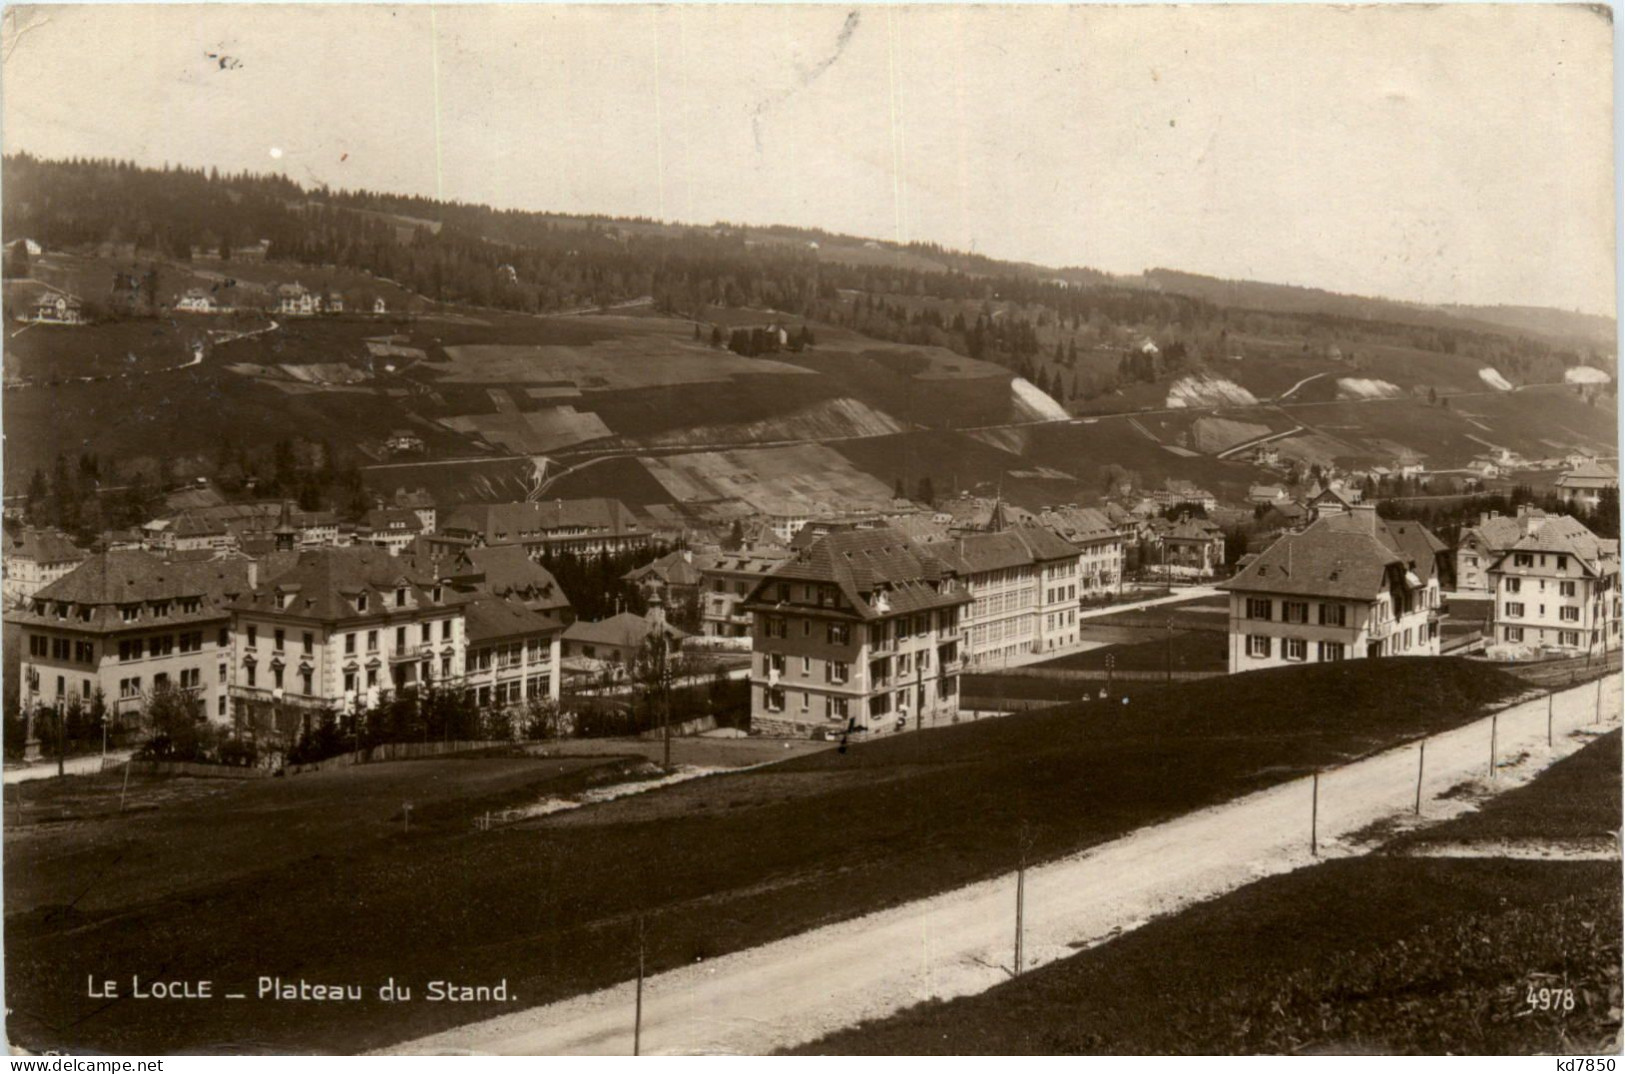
[1548,690,1555,747]
[661,650,672,770]
[1490,712,1498,779]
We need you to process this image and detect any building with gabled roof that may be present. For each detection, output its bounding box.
[561,611,685,677]
[1554,460,1618,510]
[1217,505,1445,673]
[1034,505,1125,595]
[463,595,566,709]
[742,526,970,737]
[1160,515,1227,578]
[3,526,88,608]
[7,550,254,722]
[225,546,466,735]
[1456,507,1592,593]
[433,498,649,558]
[938,524,1083,665]
[1486,513,1620,656]
[696,546,791,638]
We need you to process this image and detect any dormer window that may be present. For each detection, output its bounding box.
[396,587,408,608]
[357,592,369,613]
[431,585,443,603]
[152,601,170,618]
[121,605,139,623]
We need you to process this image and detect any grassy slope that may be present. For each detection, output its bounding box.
[4,659,1525,1054]
[797,732,1622,1055]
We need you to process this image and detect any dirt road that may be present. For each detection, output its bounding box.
[388,674,1620,1056]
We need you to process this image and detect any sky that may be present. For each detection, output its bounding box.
[1,3,1616,315]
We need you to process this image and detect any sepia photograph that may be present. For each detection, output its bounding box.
[0,1,1619,1058]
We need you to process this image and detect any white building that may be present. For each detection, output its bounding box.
[1033,506,1125,596]
[940,525,1082,665]
[1487,515,1620,656]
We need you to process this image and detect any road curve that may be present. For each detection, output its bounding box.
[386,674,1620,1056]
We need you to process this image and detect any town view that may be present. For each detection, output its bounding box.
[0,3,1618,1060]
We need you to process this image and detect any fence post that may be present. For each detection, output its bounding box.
[633,914,645,1056]
[1414,739,1425,815]
[1013,862,1025,977]
[1489,712,1498,780]
[1596,677,1604,725]
[1310,771,1319,857]
[1548,690,1555,747]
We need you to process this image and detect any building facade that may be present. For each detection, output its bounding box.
[7,551,253,723]
[1218,507,1445,673]
[696,547,791,637]
[940,525,1082,666]
[434,498,650,559]
[743,527,969,737]
[226,547,467,734]
[1486,515,1621,656]
[2,527,88,609]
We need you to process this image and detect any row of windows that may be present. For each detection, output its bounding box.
[1245,635,1346,662]
[1503,603,1582,622]
[1504,627,1590,647]
[765,652,851,683]
[1504,578,1578,596]
[1245,598,1347,627]
[468,639,550,671]
[762,676,961,717]
[762,618,855,645]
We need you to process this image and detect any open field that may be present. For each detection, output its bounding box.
[797,729,1622,1055]
[437,339,814,388]
[5,659,1527,1053]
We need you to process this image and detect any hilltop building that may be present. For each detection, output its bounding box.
[1555,461,1617,511]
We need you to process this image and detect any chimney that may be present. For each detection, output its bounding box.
[246,559,258,590]
[1352,503,1378,534]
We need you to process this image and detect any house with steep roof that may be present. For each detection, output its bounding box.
[226,546,465,734]
[741,526,970,737]
[561,611,685,675]
[2,527,88,608]
[938,524,1083,665]
[1456,507,1588,593]
[1160,515,1227,578]
[622,549,703,608]
[695,547,791,638]
[1033,506,1124,595]
[1554,461,1617,511]
[356,508,423,555]
[1486,514,1619,656]
[1217,506,1446,673]
[7,550,254,722]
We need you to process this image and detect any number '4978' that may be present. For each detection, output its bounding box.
[1527,986,1576,1012]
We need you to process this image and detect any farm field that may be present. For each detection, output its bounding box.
[796,729,1622,1056]
[4,659,1527,1054]
[640,443,896,515]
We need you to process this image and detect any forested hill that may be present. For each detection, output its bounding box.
[1,154,1610,386]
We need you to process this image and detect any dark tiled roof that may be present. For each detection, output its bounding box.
[10,550,252,633]
[6,527,86,565]
[456,545,571,612]
[749,526,970,620]
[441,498,642,543]
[623,550,703,588]
[563,611,685,649]
[228,546,458,622]
[464,595,566,643]
[1033,507,1117,545]
[937,525,1080,575]
[1220,511,1446,599]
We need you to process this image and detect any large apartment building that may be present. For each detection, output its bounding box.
[226,547,468,734]
[743,527,970,737]
[1218,507,1446,673]
[1486,515,1620,656]
[1033,506,1124,596]
[696,547,790,638]
[1455,506,1592,593]
[432,498,649,559]
[939,525,1082,666]
[8,550,254,722]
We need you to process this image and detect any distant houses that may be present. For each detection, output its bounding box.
[1555,461,1617,511]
